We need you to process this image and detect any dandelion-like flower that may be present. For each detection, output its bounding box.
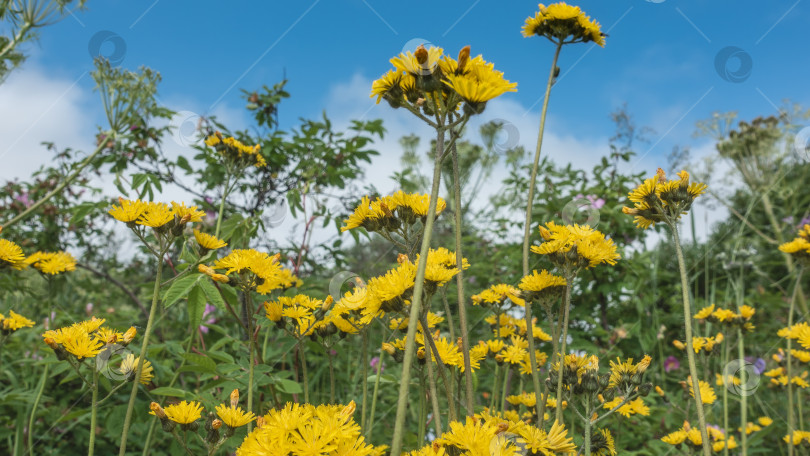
[164,400,204,425]
[622,169,707,229]
[531,221,620,269]
[1,310,35,331]
[119,354,154,385]
[522,2,605,46]
[193,229,227,250]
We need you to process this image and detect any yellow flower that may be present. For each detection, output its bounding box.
[1,310,35,331]
[531,222,619,268]
[137,202,174,228]
[119,354,154,385]
[661,429,687,445]
[61,329,104,359]
[519,269,566,294]
[623,168,707,229]
[171,202,205,223]
[193,229,227,250]
[370,70,403,104]
[390,44,444,77]
[164,401,203,425]
[215,404,256,428]
[694,304,715,319]
[264,300,283,322]
[522,2,605,46]
[472,283,524,307]
[420,247,468,286]
[108,197,148,223]
[443,63,517,104]
[25,251,76,275]
[688,377,717,404]
[0,238,26,270]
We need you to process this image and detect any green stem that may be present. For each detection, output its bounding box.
[299,340,309,403]
[423,339,443,438]
[501,365,510,413]
[491,363,500,411]
[670,224,711,456]
[450,140,475,416]
[417,370,427,446]
[27,364,48,456]
[366,343,385,438]
[521,40,563,276]
[390,127,445,456]
[246,292,256,434]
[538,305,559,429]
[329,350,336,404]
[738,329,747,456]
[215,174,231,238]
[787,269,804,456]
[3,130,114,229]
[583,395,591,456]
[555,279,573,423]
[88,369,98,456]
[361,330,369,426]
[722,337,729,456]
[524,299,544,421]
[118,247,165,456]
[420,314,457,424]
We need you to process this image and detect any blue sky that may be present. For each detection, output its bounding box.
[3,0,808,189]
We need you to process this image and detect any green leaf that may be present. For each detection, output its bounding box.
[150,387,187,397]
[163,274,202,309]
[182,353,217,373]
[198,279,227,312]
[70,202,97,225]
[187,285,206,329]
[274,378,302,394]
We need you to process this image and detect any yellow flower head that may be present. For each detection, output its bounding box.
[215,403,256,428]
[193,229,227,250]
[623,169,707,229]
[164,400,203,425]
[688,376,717,404]
[109,197,148,223]
[1,310,35,331]
[0,238,27,270]
[25,251,76,275]
[522,2,605,46]
[531,221,620,268]
[119,354,154,385]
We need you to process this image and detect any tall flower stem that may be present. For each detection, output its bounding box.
[361,330,369,427]
[522,40,563,430]
[735,265,747,456]
[215,174,231,238]
[786,268,804,456]
[299,340,309,403]
[670,223,711,456]
[245,291,256,434]
[27,363,48,456]
[423,340,443,437]
[88,369,99,456]
[521,40,562,277]
[721,338,730,456]
[366,343,385,438]
[390,127,445,456]
[450,141,475,416]
[3,130,114,229]
[555,278,573,423]
[583,395,591,456]
[119,243,165,456]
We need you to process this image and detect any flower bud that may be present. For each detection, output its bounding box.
[638,383,653,396]
[382,343,396,356]
[150,402,166,419]
[414,45,428,65]
[457,45,470,73]
[122,326,137,345]
[340,400,357,419]
[322,296,334,312]
[230,389,240,408]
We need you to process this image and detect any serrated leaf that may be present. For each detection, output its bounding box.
[198,279,226,312]
[187,285,206,329]
[182,353,217,373]
[163,274,202,309]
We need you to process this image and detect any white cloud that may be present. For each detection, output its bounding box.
[0,65,96,182]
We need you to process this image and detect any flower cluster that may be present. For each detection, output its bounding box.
[201,248,300,294]
[622,169,708,229]
[472,283,525,308]
[1,310,35,333]
[484,314,552,344]
[151,389,255,439]
[662,421,741,452]
[205,131,267,168]
[264,294,334,338]
[531,222,620,269]
[371,44,516,114]
[521,2,604,46]
[0,228,75,274]
[235,401,385,456]
[341,191,447,233]
[694,303,756,331]
[406,414,576,456]
[672,333,724,354]
[779,224,810,265]
[109,198,206,233]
